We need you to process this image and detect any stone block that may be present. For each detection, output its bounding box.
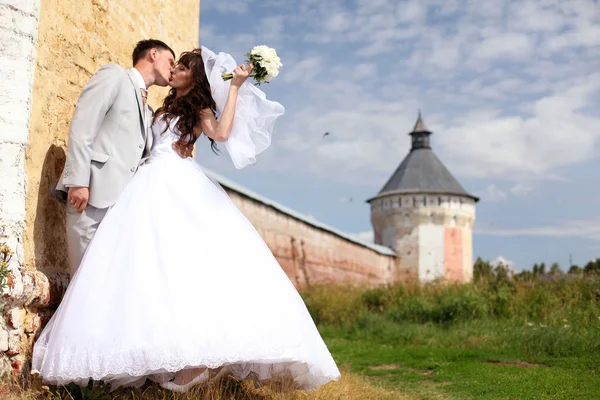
[5,308,25,329]
[0,328,8,352]
[0,0,39,16]
[0,99,31,129]
[0,29,36,61]
[7,329,20,355]
[23,312,40,333]
[0,143,27,219]
[0,7,38,37]
[0,121,30,145]
[11,358,23,375]
[0,58,35,103]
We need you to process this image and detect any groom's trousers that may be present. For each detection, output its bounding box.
[66,203,108,277]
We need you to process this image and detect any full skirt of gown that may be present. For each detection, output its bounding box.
[32,131,341,391]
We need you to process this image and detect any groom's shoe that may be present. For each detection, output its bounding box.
[160,369,209,393]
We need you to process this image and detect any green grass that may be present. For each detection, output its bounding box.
[322,322,600,399]
[303,277,600,400]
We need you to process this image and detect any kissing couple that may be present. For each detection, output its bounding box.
[31,39,340,393]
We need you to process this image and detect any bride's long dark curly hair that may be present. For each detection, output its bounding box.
[153,48,218,153]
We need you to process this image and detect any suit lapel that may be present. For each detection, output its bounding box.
[127,70,147,137]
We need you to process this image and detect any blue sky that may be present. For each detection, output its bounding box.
[196,0,600,271]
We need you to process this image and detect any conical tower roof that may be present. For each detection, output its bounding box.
[368,112,478,202]
[412,110,428,133]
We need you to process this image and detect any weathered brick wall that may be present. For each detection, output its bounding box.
[225,190,399,288]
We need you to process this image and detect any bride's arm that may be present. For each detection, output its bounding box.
[173,91,241,158]
[199,63,253,142]
[198,90,236,143]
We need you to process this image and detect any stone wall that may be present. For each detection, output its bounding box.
[0,0,200,378]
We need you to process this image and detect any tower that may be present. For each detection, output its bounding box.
[367,112,479,283]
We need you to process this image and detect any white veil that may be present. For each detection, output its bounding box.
[201,46,285,169]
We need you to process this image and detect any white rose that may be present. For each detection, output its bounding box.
[251,45,269,56]
[266,65,279,77]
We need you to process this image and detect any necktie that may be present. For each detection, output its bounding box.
[140,88,148,106]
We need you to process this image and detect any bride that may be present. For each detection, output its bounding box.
[32,47,341,393]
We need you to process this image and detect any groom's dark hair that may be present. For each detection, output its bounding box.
[132,39,175,66]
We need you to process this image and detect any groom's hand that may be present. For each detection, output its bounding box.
[68,187,90,213]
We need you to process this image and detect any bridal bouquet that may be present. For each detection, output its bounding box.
[222,45,282,85]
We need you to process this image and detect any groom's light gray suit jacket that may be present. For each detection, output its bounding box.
[56,64,153,209]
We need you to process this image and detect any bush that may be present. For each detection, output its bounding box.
[431,287,489,324]
[301,276,600,328]
[301,285,365,326]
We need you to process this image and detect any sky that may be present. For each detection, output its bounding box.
[196,0,600,272]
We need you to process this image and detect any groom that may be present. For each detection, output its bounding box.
[56,39,175,277]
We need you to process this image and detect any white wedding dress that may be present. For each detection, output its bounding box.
[32,116,341,391]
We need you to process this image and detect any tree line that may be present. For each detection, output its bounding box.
[473,257,600,282]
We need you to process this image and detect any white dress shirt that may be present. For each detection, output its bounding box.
[130,67,147,91]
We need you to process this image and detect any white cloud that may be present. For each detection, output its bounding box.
[475,182,534,202]
[257,16,285,42]
[476,219,600,241]
[509,183,534,197]
[543,1,600,52]
[353,63,378,79]
[201,24,256,56]
[324,12,352,32]
[201,15,287,58]
[282,56,324,84]
[507,1,567,33]
[438,74,600,180]
[350,230,374,243]
[395,1,427,23]
[472,33,535,61]
[330,63,378,80]
[477,185,508,202]
[490,255,516,271]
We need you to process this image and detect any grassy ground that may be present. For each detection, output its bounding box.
[305,276,600,400]
[6,275,599,399]
[323,321,599,399]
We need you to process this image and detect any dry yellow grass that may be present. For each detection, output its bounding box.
[3,369,407,400]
